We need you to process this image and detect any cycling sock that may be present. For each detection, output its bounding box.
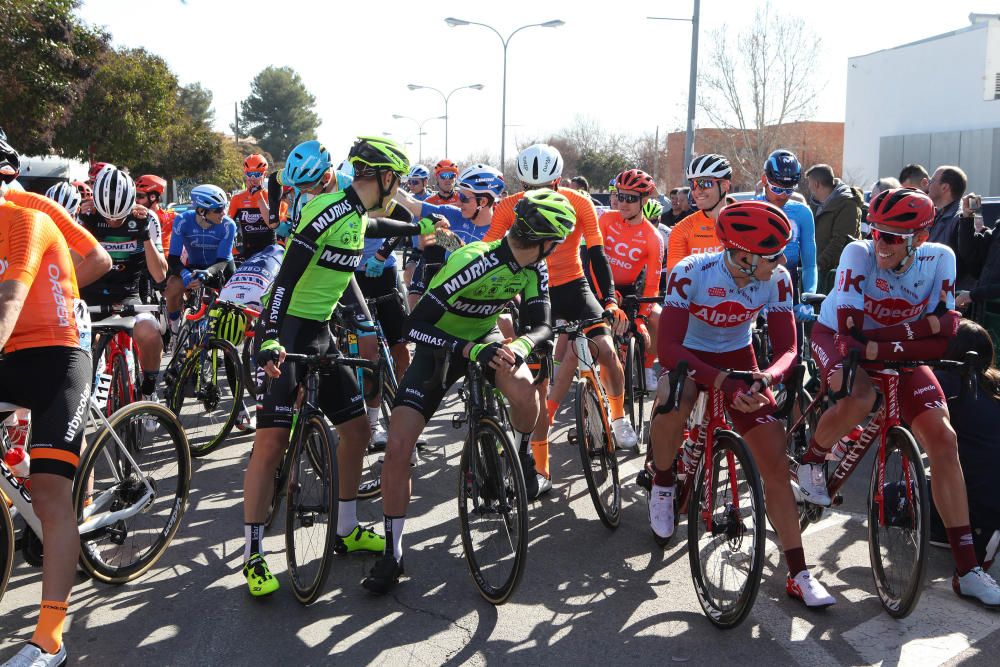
[337,498,358,538]
[32,600,68,654]
[244,523,264,561]
[546,399,559,427]
[383,515,405,561]
[140,371,158,396]
[652,465,675,487]
[513,429,531,456]
[367,407,379,428]
[608,393,625,421]
[801,438,827,465]
[947,525,978,575]
[785,547,807,578]
[530,440,550,479]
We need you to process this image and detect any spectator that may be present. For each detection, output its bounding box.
[929,165,972,287]
[805,163,863,290]
[661,186,692,226]
[569,175,590,192]
[899,163,930,193]
[860,177,901,236]
[955,192,995,312]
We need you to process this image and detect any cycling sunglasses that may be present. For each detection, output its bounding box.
[689,178,720,191]
[615,192,642,204]
[758,250,784,262]
[457,191,474,203]
[766,180,797,196]
[245,171,264,178]
[407,178,424,186]
[438,172,457,180]
[871,228,913,246]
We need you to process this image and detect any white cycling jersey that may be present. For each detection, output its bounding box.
[663,251,793,353]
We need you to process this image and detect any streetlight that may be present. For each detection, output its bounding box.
[406,84,484,157]
[445,17,565,170]
[392,114,445,164]
[649,1,701,175]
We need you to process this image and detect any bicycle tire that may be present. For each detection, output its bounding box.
[0,500,13,604]
[167,338,243,457]
[458,415,528,605]
[779,386,825,531]
[108,352,131,416]
[575,377,621,529]
[285,414,339,605]
[688,430,766,629]
[74,401,191,583]
[631,335,648,452]
[162,322,193,393]
[868,425,928,619]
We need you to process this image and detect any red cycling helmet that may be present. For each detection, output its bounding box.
[88,161,110,183]
[72,180,92,201]
[717,200,792,255]
[434,159,459,176]
[614,168,655,195]
[867,188,935,231]
[135,174,167,196]
[243,154,268,174]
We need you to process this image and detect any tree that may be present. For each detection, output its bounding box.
[0,0,109,154]
[240,66,320,160]
[697,1,823,187]
[178,82,214,126]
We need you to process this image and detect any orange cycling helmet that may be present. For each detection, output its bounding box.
[434,159,459,176]
[72,180,92,201]
[867,188,935,232]
[244,154,268,174]
[614,168,656,195]
[716,200,792,255]
[135,174,167,196]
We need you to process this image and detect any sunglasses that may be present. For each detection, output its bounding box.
[766,180,797,196]
[135,192,150,200]
[457,191,474,203]
[689,178,719,191]
[438,172,456,180]
[759,250,784,262]
[245,171,264,178]
[407,179,424,186]
[615,192,642,204]
[871,228,913,245]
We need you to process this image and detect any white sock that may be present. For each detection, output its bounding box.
[384,515,405,561]
[337,499,357,537]
[244,523,264,562]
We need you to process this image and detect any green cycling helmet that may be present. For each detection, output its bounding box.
[643,198,663,221]
[348,136,410,177]
[512,188,576,243]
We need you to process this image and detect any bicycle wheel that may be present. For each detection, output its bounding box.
[358,364,397,500]
[0,500,13,603]
[575,377,621,529]
[627,335,648,452]
[868,426,928,619]
[458,415,528,605]
[688,430,766,629]
[167,338,243,456]
[778,386,825,531]
[162,322,193,393]
[74,401,191,583]
[285,414,339,605]
[108,353,131,415]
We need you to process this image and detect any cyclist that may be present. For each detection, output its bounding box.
[229,154,285,260]
[0,166,91,667]
[362,188,573,595]
[135,174,175,252]
[651,199,835,608]
[800,187,1000,607]
[406,164,431,201]
[757,150,817,305]
[666,154,732,270]
[243,137,446,597]
[79,165,167,404]
[426,159,459,205]
[44,182,82,218]
[77,161,110,216]
[599,168,665,389]
[484,143,634,496]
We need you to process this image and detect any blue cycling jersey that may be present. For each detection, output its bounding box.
[420,202,490,247]
[755,194,816,293]
[169,210,237,267]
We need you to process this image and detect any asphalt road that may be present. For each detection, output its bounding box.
[1,388,998,666]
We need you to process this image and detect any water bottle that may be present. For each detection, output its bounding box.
[125,346,138,385]
[828,425,863,462]
[4,413,30,448]
[4,444,31,482]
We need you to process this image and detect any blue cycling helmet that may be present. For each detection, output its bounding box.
[458,164,505,199]
[408,164,430,180]
[282,140,333,187]
[190,184,228,211]
[334,160,354,191]
[764,149,802,188]
[608,177,617,192]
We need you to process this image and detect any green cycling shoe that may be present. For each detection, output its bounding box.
[243,553,280,597]
[335,524,386,554]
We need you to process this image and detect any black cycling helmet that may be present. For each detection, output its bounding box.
[764,149,802,188]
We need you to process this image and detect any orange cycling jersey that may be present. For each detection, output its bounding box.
[484,187,603,287]
[666,210,723,270]
[153,206,175,251]
[0,202,79,353]
[599,211,663,316]
[425,190,460,206]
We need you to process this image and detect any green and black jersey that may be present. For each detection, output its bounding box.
[406,238,552,352]
[261,186,423,342]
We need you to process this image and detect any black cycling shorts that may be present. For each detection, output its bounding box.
[256,315,366,429]
[549,277,609,337]
[0,346,91,480]
[341,269,406,345]
[394,331,502,422]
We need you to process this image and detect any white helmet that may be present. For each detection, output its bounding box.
[93,165,136,219]
[45,181,82,216]
[686,153,732,181]
[516,144,563,185]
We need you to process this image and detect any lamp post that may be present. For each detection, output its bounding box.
[445,17,565,171]
[649,0,701,174]
[392,114,445,164]
[406,84,483,157]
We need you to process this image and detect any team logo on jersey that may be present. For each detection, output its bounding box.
[665,273,692,300]
[690,300,762,327]
[708,287,725,297]
[839,269,864,294]
[863,296,927,326]
[317,248,362,270]
[875,278,890,293]
[128,220,136,229]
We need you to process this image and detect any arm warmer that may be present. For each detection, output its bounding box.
[762,310,797,383]
[587,245,616,304]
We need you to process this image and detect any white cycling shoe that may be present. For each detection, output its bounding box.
[786,570,836,608]
[953,566,1000,609]
[612,418,638,450]
[1,642,67,667]
[793,461,832,506]
[649,483,675,545]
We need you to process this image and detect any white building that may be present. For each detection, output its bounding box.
[843,13,1000,195]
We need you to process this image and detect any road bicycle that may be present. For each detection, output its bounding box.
[618,294,662,453]
[89,303,161,416]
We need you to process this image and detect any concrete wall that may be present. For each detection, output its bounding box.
[878,128,1000,196]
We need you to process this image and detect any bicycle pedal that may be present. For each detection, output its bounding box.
[635,469,652,492]
[832,494,844,506]
[567,427,578,445]
[452,415,466,429]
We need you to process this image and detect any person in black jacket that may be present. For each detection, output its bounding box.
[955,193,995,312]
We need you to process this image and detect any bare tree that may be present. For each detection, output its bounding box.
[698,1,823,186]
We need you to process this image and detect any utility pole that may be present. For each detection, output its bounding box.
[234,102,240,145]
[649,0,701,173]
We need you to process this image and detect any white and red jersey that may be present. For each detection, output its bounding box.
[817,240,956,332]
[663,251,793,353]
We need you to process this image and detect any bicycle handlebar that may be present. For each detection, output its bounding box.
[552,315,610,335]
[281,351,378,373]
[88,303,159,316]
[833,349,980,402]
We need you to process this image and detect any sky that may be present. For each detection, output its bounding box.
[78,0,992,166]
